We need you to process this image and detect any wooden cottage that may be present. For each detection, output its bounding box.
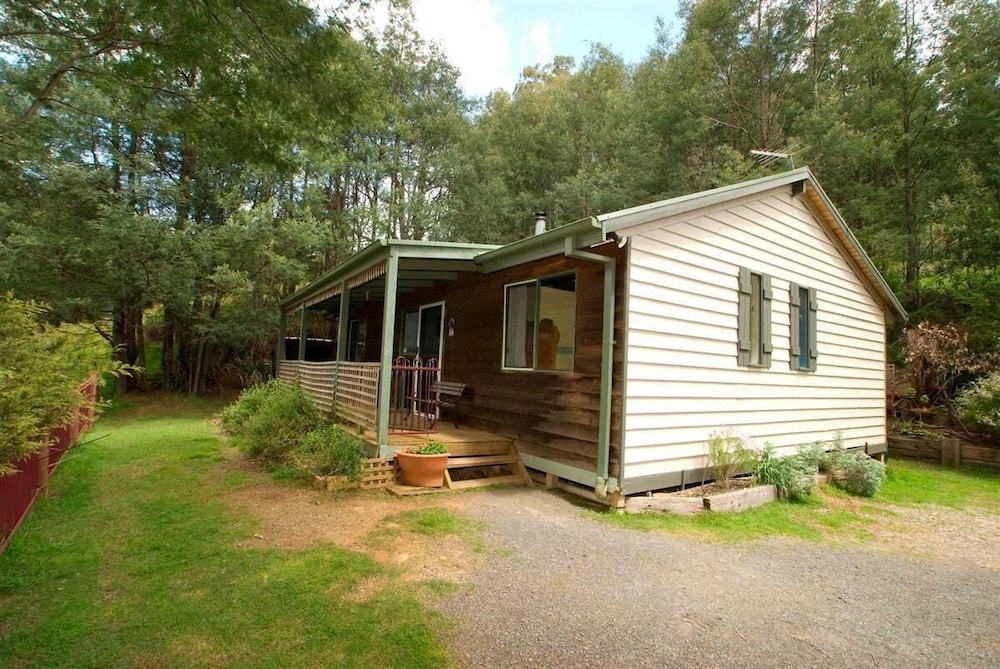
[278,168,906,504]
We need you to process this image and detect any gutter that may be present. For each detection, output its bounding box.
[563,230,616,498]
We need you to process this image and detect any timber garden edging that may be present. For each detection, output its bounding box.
[888,435,1000,469]
[312,457,395,491]
[624,483,778,515]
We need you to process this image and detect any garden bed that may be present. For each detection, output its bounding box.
[625,482,778,515]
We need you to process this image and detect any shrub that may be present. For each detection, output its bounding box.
[240,382,320,464]
[836,452,886,497]
[706,428,756,489]
[220,379,284,435]
[297,425,368,480]
[0,294,116,475]
[795,442,826,471]
[955,371,1000,436]
[754,445,816,502]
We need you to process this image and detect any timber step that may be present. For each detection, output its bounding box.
[442,443,531,490]
[389,441,531,496]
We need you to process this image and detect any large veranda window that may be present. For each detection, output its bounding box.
[503,273,576,371]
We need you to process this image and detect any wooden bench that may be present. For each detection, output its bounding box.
[434,380,467,428]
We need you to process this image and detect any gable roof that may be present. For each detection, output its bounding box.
[598,167,907,322]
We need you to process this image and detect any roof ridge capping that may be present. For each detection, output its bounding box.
[598,168,907,322]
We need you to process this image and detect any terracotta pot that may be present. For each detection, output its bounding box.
[395,450,449,488]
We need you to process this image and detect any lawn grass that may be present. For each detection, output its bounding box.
[0,394,451,669]
[880,459,1000,511]
[598,458,1000,543]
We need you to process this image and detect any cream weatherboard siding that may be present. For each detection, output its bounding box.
[620,188,887,486]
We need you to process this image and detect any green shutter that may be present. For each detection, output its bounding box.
[760,274,773,368]
[737,267,751,366]
[789,282,801,370]
[807,288,819,371]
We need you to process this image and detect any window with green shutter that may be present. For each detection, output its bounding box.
[738,267,772,368]
[789,282,818,371]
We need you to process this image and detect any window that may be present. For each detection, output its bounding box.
[737,267,772,368]
[789,283,818,371]
[504,273,576,371]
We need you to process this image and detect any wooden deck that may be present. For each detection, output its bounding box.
[362,424,515,455]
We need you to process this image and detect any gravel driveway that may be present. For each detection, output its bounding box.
[439,487,1000,668]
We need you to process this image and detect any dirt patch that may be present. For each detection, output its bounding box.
[818,490,1000,569]
[863,503,1000,569]
[220,450,481,584]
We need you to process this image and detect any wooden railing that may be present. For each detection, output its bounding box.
[278,360,380,430]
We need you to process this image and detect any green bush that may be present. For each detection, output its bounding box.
[220,378,285,436]
[956,371,1000,436]
[754,445,816,502]
[239,382,320,464]
[297,425,368,480]
[795,442,826,470]
[835,452,886,497]
[0,294,115,475]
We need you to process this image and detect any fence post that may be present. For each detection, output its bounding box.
[941,437,961,468]
[37,445,50,499]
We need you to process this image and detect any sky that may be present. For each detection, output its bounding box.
[324,0,683,97]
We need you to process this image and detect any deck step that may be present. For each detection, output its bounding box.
[446,454,516,468]
[440,442,512,457]
[446,474,530,490]
[389,441,532,496]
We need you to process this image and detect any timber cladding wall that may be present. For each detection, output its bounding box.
[397,244,626,476]
[620,188,889,486]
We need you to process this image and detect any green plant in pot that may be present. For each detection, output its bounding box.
[395,442,449,488]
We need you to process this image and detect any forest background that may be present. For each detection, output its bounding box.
[1,0,997,394]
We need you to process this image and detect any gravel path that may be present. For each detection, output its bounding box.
[438,487,1000,668]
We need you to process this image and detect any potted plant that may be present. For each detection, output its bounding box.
[395,442,449,488]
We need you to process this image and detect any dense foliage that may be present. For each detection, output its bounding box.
[955,372,1000,436]
[754,445,817,501]
[837,452,888,497]
[2,0,999,393]
[222,380,367,480]
[0,294,113,474]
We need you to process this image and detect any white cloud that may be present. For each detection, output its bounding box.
[312,0,521,96]
[517,20,555,70]
[410,0,513,97]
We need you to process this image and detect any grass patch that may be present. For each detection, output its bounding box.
[0,393,452,669]
[880,459,1000,512]
[367,508,486,554]
[598,492,874,543]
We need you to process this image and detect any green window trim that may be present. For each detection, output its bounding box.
[737,267,772,368]
[789,282,818,371]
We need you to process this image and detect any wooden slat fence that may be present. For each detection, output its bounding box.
[278,360,380,430]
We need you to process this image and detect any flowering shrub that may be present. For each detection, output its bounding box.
[955,371,1000,436]
[706,428,757,490]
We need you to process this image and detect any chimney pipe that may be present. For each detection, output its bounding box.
[534,211,547,236]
